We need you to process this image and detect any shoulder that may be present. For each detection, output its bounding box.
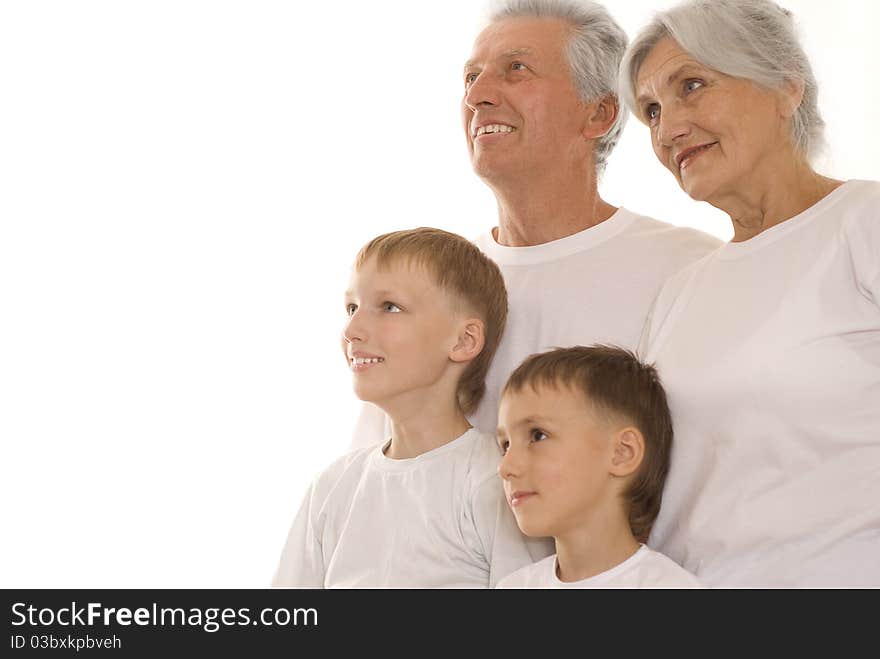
[460,429,504,490]
[496,554,556,588]
[613,209,722,286]
[820,180,880,300]
[836,180,880,235]
[640,246,717,353]
[457,430,510,522]
[636,548,704,588]
[618,208,723,252]
[472,230,495,251]
[307,445,376,507]
[655,245,716,298]
[836,179,880,205]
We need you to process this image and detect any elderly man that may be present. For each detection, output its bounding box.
[352,0,720,445]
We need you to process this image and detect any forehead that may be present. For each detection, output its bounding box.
[348,255,443,295]
[468,16,571,65]
[351,254,432,283]
[500,381,590,418]
[635,37,704,95]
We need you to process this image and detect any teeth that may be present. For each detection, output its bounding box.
[351,357,383,365]
[680,144,713,167]
[475,124,515,137]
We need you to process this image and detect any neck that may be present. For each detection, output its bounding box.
[381,393,472,460]
[487,166,617,247]
[711,156,843,243]
[553,505,640,583]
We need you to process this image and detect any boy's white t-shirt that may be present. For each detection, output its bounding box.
[352,208,721,445]
[272,428,550,588]
[642,180,880,587]
[496,545,703,588]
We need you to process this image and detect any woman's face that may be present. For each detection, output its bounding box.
[634,37,796,204]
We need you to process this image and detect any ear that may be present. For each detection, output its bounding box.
[778,77,805,119]
[449,318,485,364]
[581,94,620,140]
[609,427,645,478]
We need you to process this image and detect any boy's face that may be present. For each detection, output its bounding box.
[496,383,617,540]
[342,256,464,410]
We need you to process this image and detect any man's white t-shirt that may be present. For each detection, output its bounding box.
[352,208,721,445]
[272,428,546,588]
[496,545,703,588]
[642,180,880,587]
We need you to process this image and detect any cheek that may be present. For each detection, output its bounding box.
[531,455,566,487]
[734,115,777,160]
[390,322,435,357]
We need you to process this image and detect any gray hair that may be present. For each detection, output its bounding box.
[489,0,628,175]
[619,0,824,160]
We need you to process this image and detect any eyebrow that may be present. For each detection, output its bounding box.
[499,414,552,433]
[374,289,401,299]
[344,289,401,299]
[464,47,535,71]
[636,63,704,106]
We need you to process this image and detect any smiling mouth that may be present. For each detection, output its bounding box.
[473,124,516,139]
[349,357,384,371]
[677,142,717,171]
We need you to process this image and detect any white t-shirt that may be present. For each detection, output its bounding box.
[496,545,703,588]
[641,180,880,588]
[272,428,547,588]
[351,208,721,445]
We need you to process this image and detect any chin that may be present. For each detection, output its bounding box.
[472,152,514,181]
[679,180,714,202]
[678,170,728,202]
[515,517,551,539]
[472,160,499,183]
[352,384,381,404]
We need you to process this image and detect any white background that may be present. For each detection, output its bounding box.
[1,0,877,587]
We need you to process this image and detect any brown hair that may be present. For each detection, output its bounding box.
[503,345,673,543]
[355,227,508,416]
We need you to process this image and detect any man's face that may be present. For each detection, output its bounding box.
[462,16,591,185]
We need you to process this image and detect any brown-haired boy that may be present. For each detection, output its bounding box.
[495,345,701,588]
[272,227,551,587]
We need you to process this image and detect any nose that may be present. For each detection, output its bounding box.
[498,443,522,481]
[342,309,366,344]
[463,71,501,114]
[656,102,691,147]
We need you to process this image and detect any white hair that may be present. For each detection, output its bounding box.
[488,0,628,175]
[619,0,824,160]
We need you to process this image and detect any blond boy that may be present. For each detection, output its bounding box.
[496,346,701,588]
[272,228,551,588]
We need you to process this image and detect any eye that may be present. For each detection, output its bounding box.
[510,61,527,72]
[382,302,402,313]
[497,439,509,456]
[683,78,704,94]
[465,71,478,87]
[644,102,660,124]
[345,303,357,317]
[529,428,547,443]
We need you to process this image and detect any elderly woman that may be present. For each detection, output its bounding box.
[619,0,880,587]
